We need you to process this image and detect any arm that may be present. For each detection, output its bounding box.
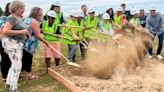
[146,16,151,31]
[3,22,28,36]
[30,20,48,45]
[70,27,79,40]
[0,27,3,38]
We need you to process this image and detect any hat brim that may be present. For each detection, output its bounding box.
[48,16,56,18]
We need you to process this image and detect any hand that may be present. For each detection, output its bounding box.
[21,29,30,39]
[61,23,66,27]
[21,29,29,35]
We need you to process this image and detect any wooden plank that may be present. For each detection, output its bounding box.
[48,68,82,92]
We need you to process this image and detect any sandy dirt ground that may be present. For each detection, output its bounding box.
[52,59,164,92]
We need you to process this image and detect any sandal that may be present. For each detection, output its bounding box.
[26,73,38,80]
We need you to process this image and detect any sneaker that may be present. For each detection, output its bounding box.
[148,55,153,59]
[9,89,20,92]
[157,55,163,60]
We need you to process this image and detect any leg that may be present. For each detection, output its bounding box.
[51,43,61,66]
[0,41,11,80]
[157,33,164,55]
[5,48,23,91]
[22,49,33,72]
[148,34,155,56]
[44,44,52,67]
[79,42,85,60]
[0,53,11,80]
[68,44,77,62]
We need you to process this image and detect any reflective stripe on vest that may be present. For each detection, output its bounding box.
[42,21,60,42]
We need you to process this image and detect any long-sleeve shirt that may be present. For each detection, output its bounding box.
[146,13,164,35]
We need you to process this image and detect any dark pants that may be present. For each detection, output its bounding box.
[148,32,164,55]
[22,49,33,73]
[79,41,87,60]
[0,41,11,79]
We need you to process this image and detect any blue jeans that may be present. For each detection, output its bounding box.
[68,44,77,62]
[148,32,164,55]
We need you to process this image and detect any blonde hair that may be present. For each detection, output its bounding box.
[9,0,25,14]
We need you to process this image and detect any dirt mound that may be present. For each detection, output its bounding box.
[52,60,164,92]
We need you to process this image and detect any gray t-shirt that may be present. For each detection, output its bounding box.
[7,15,27,43]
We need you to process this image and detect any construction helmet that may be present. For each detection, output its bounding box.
[47,10,56,18]
[52,1,60,6]
[88,8,95,14]
[130,7,138,15]
[102,13,110,19]
[70,10,79,17]
[149,4,156,11]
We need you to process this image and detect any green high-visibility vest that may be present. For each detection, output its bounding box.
[127,17,140,33]
[55,12,63,24]
[99,21,113,43]
[85,16,99,39]
[42,20,60,43]
[63,19,79,45]
[114,14,126,25]
[129,17,140,26]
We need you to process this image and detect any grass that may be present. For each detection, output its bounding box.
[0,42,71,92]
[0,36,163,92]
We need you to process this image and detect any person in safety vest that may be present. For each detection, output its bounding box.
[114,6,126,26]
[129,7,140,26]
[99,13,113,44]
[84,8,99,43]
[44,1,64,34]
[114,6,127,34]
[41,10,61,67]
[100,13,113,35]
[63,11,80,62]
[106,6,114,23]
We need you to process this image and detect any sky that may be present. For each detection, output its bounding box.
[0,0,164,17]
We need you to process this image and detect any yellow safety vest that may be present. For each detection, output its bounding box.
[42,20,60,43]
[85,16,99,39]
[63,19,79,45]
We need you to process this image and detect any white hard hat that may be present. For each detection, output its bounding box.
[88,8,95,13]
[149,4,156,11]
[70,10,79,17]
[52,1,60,6]
[130,7,138,15]
[78,10,84,17]
[102,13,110,19]
[47,10,56,18]
[116,6,123,12]
[106,6,112,12]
